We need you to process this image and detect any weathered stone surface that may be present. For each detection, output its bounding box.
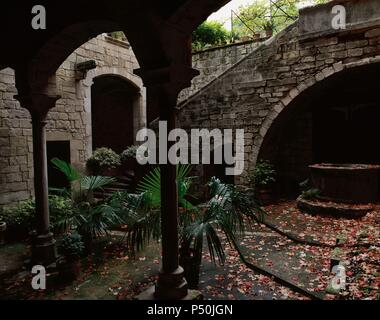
[178,40,261,102]
[177,12,380,186]
[2,0,380,204]
[0,34,141,205]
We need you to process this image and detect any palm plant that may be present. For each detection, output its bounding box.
[183,177,263,265]
[107,191,161,253]
[51,158,123,239]
[120,164,264,288]
[136,164,196,210]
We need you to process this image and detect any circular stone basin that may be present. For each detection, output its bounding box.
[297,197,372,219]
[309,163,380,204]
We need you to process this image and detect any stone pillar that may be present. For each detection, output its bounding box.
[135,66,199,299]
[15,93,60,266]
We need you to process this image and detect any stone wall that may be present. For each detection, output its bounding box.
[177,18,380,186]
[0,34,142,206]
[179,40,261,102]
[0,68,31,204]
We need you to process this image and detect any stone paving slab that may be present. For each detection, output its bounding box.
[238,230,331,299]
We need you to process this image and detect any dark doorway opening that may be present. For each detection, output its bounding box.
[91,75,139,153]
[314,103,380,164]
[47,141,71,190]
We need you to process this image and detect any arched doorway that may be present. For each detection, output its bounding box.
[91,75,140,153]
[258,62,380,197]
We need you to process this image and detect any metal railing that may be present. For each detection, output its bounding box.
[230,0,300,42]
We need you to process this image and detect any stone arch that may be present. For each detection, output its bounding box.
[18,20,123,95]
[252,55,380,195]
[1,0,241,283]
[81,66,147,158]
[252,55,380,166]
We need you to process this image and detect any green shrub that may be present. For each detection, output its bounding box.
[49,195,75,231]
[300,188,320,200]
[86,147,121,173]
[192,21,229,50]
[248,160,276,189]
[0,196,74,231]
[0,199,35,229]
[108,31,126,41]
[120,145,139,163]
[59,232,85,260]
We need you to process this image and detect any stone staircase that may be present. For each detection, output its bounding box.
[94,170,135,200]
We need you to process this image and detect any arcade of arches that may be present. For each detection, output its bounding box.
[1,0,380,300]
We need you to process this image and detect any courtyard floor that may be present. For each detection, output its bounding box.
[0,200,379,300]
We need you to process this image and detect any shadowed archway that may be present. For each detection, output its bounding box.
[91,75,140,153]
[258,61,380,197]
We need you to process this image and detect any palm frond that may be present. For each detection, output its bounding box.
[137,164,196,210]
[182,176,265,266]
[48,187,71,198]
[51,158,82,182]
[136,166,161,207]
[80,176,116,192]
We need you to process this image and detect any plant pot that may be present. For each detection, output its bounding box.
[121,159,137,171]
[265,29,273,38]
[252,33,260,41]
[0,222,6,245]
[58,257,81,282]
[100,167,120,177]
[256,188,273,205]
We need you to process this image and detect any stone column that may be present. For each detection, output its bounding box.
[15,93,60,266]
[135,66,199,299]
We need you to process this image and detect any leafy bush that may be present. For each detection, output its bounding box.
[108,31,126,41]
[120,145,139,163]
[59,232,85,260]
[0,199,35,229]
[86,148,121,173]
[301,188,320,200]
[248,160,276,189]
[0,196,74,232]
[49,195,75,231]
[192,21,229,50]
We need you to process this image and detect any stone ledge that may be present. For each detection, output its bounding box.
[104,36,131,49]
[299,0,380,42]
[297,197,371,219]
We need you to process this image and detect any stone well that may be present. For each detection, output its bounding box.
[310,163,380,204]
[298,163,380,218]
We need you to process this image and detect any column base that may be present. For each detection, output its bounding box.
[30,231,58,266]
[153,266,188,299]
[136,286,203,301]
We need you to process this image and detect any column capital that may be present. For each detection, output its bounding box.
[14,93,61,119]
[135,64,199,91]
